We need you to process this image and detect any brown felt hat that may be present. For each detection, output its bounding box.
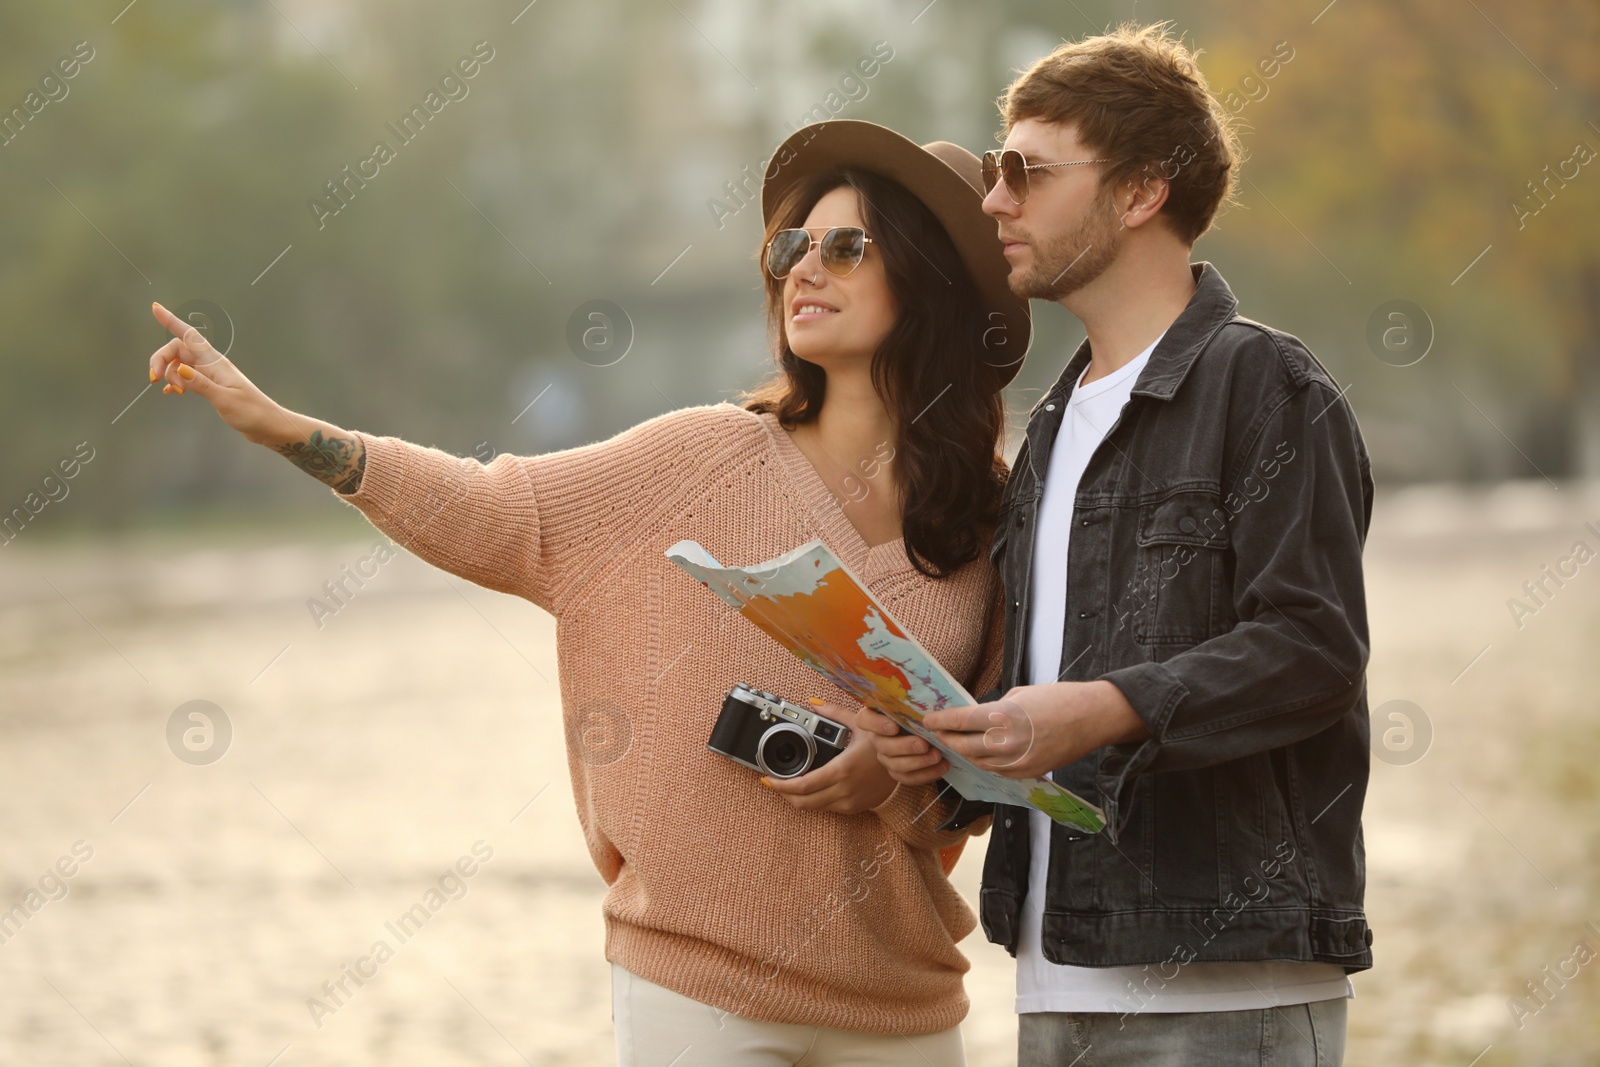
[760,120,1033,388]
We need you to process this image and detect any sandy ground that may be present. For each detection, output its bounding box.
[1,480,1597,1066]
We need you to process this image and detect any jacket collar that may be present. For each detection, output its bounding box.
[1034,261,1240,414]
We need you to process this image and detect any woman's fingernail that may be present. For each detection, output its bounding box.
[808,697,824,705]
[174,384,185,395]
[178,363,195,380]
[149,367,158,382]
[759,777,772,788]
[162,384,172,394]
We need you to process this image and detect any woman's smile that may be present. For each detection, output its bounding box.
[790,297,841,323]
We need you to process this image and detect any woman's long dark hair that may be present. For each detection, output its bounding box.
[742,168,1009,579]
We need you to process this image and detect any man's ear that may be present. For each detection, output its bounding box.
[1119,166,1171,230]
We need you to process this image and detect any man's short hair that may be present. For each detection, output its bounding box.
[999,21,1243,245]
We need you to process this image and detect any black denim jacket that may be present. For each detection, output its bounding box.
[939,262,1374,973]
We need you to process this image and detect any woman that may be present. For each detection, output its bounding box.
[144,121,1031,1065]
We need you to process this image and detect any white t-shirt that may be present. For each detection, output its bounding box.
[1015,334,1353,1014]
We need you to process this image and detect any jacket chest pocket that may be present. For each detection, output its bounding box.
[1132,490,1231,647]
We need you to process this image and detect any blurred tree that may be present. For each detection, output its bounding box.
[1190,0,1600,478]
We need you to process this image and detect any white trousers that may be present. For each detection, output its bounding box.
[611,963,967,1067]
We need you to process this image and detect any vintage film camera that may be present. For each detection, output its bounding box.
[708,682,852,779]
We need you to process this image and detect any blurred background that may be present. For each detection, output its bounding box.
[1,0,1596,1063]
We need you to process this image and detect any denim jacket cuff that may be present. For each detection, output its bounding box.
[1101,661,1186,737]
[1095,663,1187,841]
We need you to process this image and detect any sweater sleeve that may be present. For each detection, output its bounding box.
[329,404,739,613]
[871,779,989,852]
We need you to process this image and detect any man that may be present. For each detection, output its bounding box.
[861,22,1372,1066]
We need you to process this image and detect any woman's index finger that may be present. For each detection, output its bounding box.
[151,302,207,348]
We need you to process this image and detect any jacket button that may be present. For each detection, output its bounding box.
[1004,818,1013,828]
[1179,517,1198,534]
[1045,404,1056,412]
[1364,929,1374,947]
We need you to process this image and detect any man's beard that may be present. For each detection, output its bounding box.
[1008,186,1123,301]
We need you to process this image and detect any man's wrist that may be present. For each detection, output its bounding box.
[1033,680,1151,754]
[1088,679,1152,746]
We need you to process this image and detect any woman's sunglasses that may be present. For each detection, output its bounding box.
[982,149,1111,204]
[765,227,875,280]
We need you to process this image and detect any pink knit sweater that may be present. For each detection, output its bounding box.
[332,402,1003,1035]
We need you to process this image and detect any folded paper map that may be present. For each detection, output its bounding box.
[666,538,1105,833]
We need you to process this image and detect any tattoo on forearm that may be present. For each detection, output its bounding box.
[276,430,366,493]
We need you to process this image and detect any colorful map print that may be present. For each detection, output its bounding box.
[666,539,1105,832]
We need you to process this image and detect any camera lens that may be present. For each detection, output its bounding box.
[757,723,815,778]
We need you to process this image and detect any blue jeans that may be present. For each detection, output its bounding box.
[1018,997,1346,1066]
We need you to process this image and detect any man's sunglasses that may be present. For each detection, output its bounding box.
[982,149,1111,204]
[765,227,876,280]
